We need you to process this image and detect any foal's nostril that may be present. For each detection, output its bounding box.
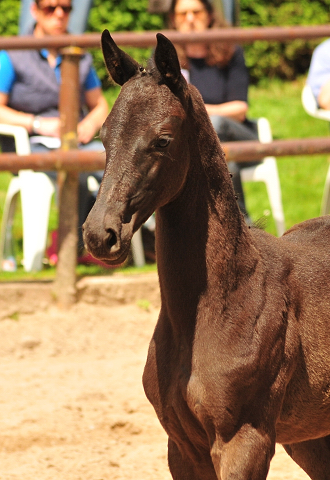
[106,229,117,250]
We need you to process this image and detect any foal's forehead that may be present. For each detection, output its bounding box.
[109,74,185,125]
[124,73,182,106]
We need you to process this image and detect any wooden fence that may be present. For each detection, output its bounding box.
[1,25,330,305]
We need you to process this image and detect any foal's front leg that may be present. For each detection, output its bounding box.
[283,436,330,479]
[211,425,275,480]
[168,438,218,480]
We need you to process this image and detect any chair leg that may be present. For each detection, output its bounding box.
[19,171,55,272]
[0,176,21,270]
[131,228,145,267]
[321,164,330,216]
[254,118,286,237]
[263,158,286,237]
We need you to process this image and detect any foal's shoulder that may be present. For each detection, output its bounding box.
[251,217,330,286]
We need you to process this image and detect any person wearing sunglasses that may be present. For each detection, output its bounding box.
[0,0,109,258]
[19,0,94,35]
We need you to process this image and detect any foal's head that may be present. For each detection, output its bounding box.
[83,31,196,265]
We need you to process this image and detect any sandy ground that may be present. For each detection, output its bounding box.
[0,273,310,480]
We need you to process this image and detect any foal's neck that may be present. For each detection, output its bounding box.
[156,99,257,320]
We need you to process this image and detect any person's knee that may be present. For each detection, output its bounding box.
[228,161,239,175]
[210,115,227,139]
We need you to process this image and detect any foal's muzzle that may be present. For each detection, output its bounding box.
[83,211,134,266]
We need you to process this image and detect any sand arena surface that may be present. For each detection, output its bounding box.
[0,273,310,479]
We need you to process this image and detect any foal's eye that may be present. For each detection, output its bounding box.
[156,137,170,148]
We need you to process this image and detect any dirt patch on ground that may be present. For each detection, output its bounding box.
[0,273,310,479]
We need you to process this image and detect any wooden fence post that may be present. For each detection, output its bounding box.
[53,47,83,307]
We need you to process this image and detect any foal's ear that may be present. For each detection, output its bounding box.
[101,29,140,86]
[155,33,186,92]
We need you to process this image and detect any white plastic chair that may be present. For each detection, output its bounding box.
[302,84,330,122]
[0,124,146,270]
[241,117,286,237]
[301,84,330,215]
[0,124,56,271]
[131,229,145,267]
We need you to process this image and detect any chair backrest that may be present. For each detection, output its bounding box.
[301,84,330,122]
[256,117,273,144]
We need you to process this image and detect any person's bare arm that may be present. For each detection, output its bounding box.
[0,92,34,133]
[0,91,60,136]
[0,87,108,142]
[77,88,109,144]
[204,100,248,122]
[318,78,330,110]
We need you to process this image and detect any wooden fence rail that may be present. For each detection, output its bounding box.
[1,25,330,305]
[1,25,330,50]
[2,137,330,172]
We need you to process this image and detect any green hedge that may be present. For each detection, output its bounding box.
[0,0,20,36]
[1,0,330,84]
[87,0,165,87]
[239,0,330,83]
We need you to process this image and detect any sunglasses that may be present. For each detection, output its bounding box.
[38,5,73,15]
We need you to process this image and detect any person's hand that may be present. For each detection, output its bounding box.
[77,117,96,144]
[34,117,61,137]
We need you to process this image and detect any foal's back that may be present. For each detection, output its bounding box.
[252,215,330,271]
[283,215,330,247]
[280,215,330,290]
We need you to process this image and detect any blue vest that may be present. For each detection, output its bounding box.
[7,49,93,117]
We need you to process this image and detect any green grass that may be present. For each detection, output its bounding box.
[1,77,329,281]
[0,262,157,282]
[246,76,329,235]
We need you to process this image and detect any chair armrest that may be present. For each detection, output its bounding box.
[301,85,330,122]
[0,124,31,155]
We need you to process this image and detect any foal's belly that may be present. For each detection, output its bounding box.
[276,391,330,444]
[275,345,330,444]
[276,413,330,444]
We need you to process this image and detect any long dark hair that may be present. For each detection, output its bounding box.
[168,0,235,69]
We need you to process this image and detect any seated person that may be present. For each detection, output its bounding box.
[307,38,330,110]
[0,0,109,254]
[19,0,94,35]
[168,0,259,222]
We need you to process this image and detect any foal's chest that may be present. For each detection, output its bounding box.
[143,333,236,449]
[143,333,208,441]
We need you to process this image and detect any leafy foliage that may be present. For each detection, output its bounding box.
[239,0,330,82]
[0,0,330,83]
[0,0,20,37]
[86,0,165,86]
